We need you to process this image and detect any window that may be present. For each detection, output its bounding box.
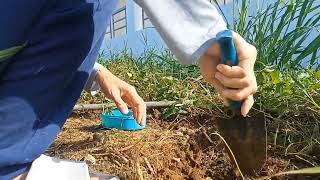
[142,10,153,29]
[105,24,112,40]
[105,0,127,39]
[112,7,127,38]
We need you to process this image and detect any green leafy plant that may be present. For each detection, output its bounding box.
[0,44,25,62]
[211,0,320,172]
[79,0,320,174]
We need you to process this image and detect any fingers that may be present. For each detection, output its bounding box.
[111,85,146,126]
[96,67,146,126]
[124,86,146,126]
[220,85,257,101]
[216,64,246,78]
[241,95,254,117]
[198,31,258,116]
[113,92,129,115]
[232,31,257,70]
[132,106,138,123]
[232,31,247,50]
[136,102,146,126]
[215,72,250,89]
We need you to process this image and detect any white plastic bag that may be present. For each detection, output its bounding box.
[26,155,90,180]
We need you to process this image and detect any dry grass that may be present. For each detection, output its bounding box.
[46,109,320,180]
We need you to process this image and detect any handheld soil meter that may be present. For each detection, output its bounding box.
[101,109,146,131]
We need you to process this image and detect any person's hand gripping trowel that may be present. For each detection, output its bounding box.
[200,30,267,175]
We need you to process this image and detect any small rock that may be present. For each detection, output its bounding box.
[184,135,190,140]
[172,157,181,163]
[178,127,187,133]
[93,133,104,143]
[119,156,129,164]
[186,129,195,136]
[176,132,184,137]
[87,134,94,141]
[84,154,96,165]
[190,171,202,180]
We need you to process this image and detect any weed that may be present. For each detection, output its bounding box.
[79,0,320,171]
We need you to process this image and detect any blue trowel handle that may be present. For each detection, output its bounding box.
[217,30,243,110]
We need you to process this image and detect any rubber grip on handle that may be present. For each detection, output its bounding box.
[217,30,243,110]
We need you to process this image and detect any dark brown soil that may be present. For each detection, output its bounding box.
[47,109,320,180]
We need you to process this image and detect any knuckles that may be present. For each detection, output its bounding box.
[233,92,245,101]
[241,78,251,87]
[252,85,258,94]
[127,85,137,93]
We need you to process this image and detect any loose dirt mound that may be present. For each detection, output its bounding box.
[47,110,316,180]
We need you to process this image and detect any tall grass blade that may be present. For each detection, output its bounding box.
[258,167,320,180]
[0,44,25,62]
[295,35,320,67]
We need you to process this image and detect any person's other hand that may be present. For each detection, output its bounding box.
[95,66,146,125]
[199,31,257,116]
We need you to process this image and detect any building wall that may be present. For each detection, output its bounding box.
[100,0,166,58]
[100,0,318,62]
[101,0,235,58]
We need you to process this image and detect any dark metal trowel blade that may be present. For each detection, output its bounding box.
[217,110,267,175]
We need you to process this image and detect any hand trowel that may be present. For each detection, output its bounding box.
[216,30,267,175]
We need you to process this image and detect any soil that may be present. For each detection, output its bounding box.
[47,109,320,180]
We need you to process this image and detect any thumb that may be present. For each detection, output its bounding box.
[232,31,256,70]
[113,93,129,115]
[241,95,254,117]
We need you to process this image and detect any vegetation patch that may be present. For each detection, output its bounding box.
[51,0,319,179]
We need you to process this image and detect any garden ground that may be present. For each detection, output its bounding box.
[46,0,320,178]
[47,108,319,180]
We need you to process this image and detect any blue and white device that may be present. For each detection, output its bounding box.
[101,109,146,131]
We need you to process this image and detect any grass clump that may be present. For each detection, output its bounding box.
[81,49,225,118]
[214,0,320,165]
[79,0,320,173]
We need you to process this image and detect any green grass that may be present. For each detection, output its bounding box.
[80,48,319,161]
[80,0,320,172]
[228,0,320,71]
[213,0,320,166]
[213,0,320,113]
[82,49,225,118]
